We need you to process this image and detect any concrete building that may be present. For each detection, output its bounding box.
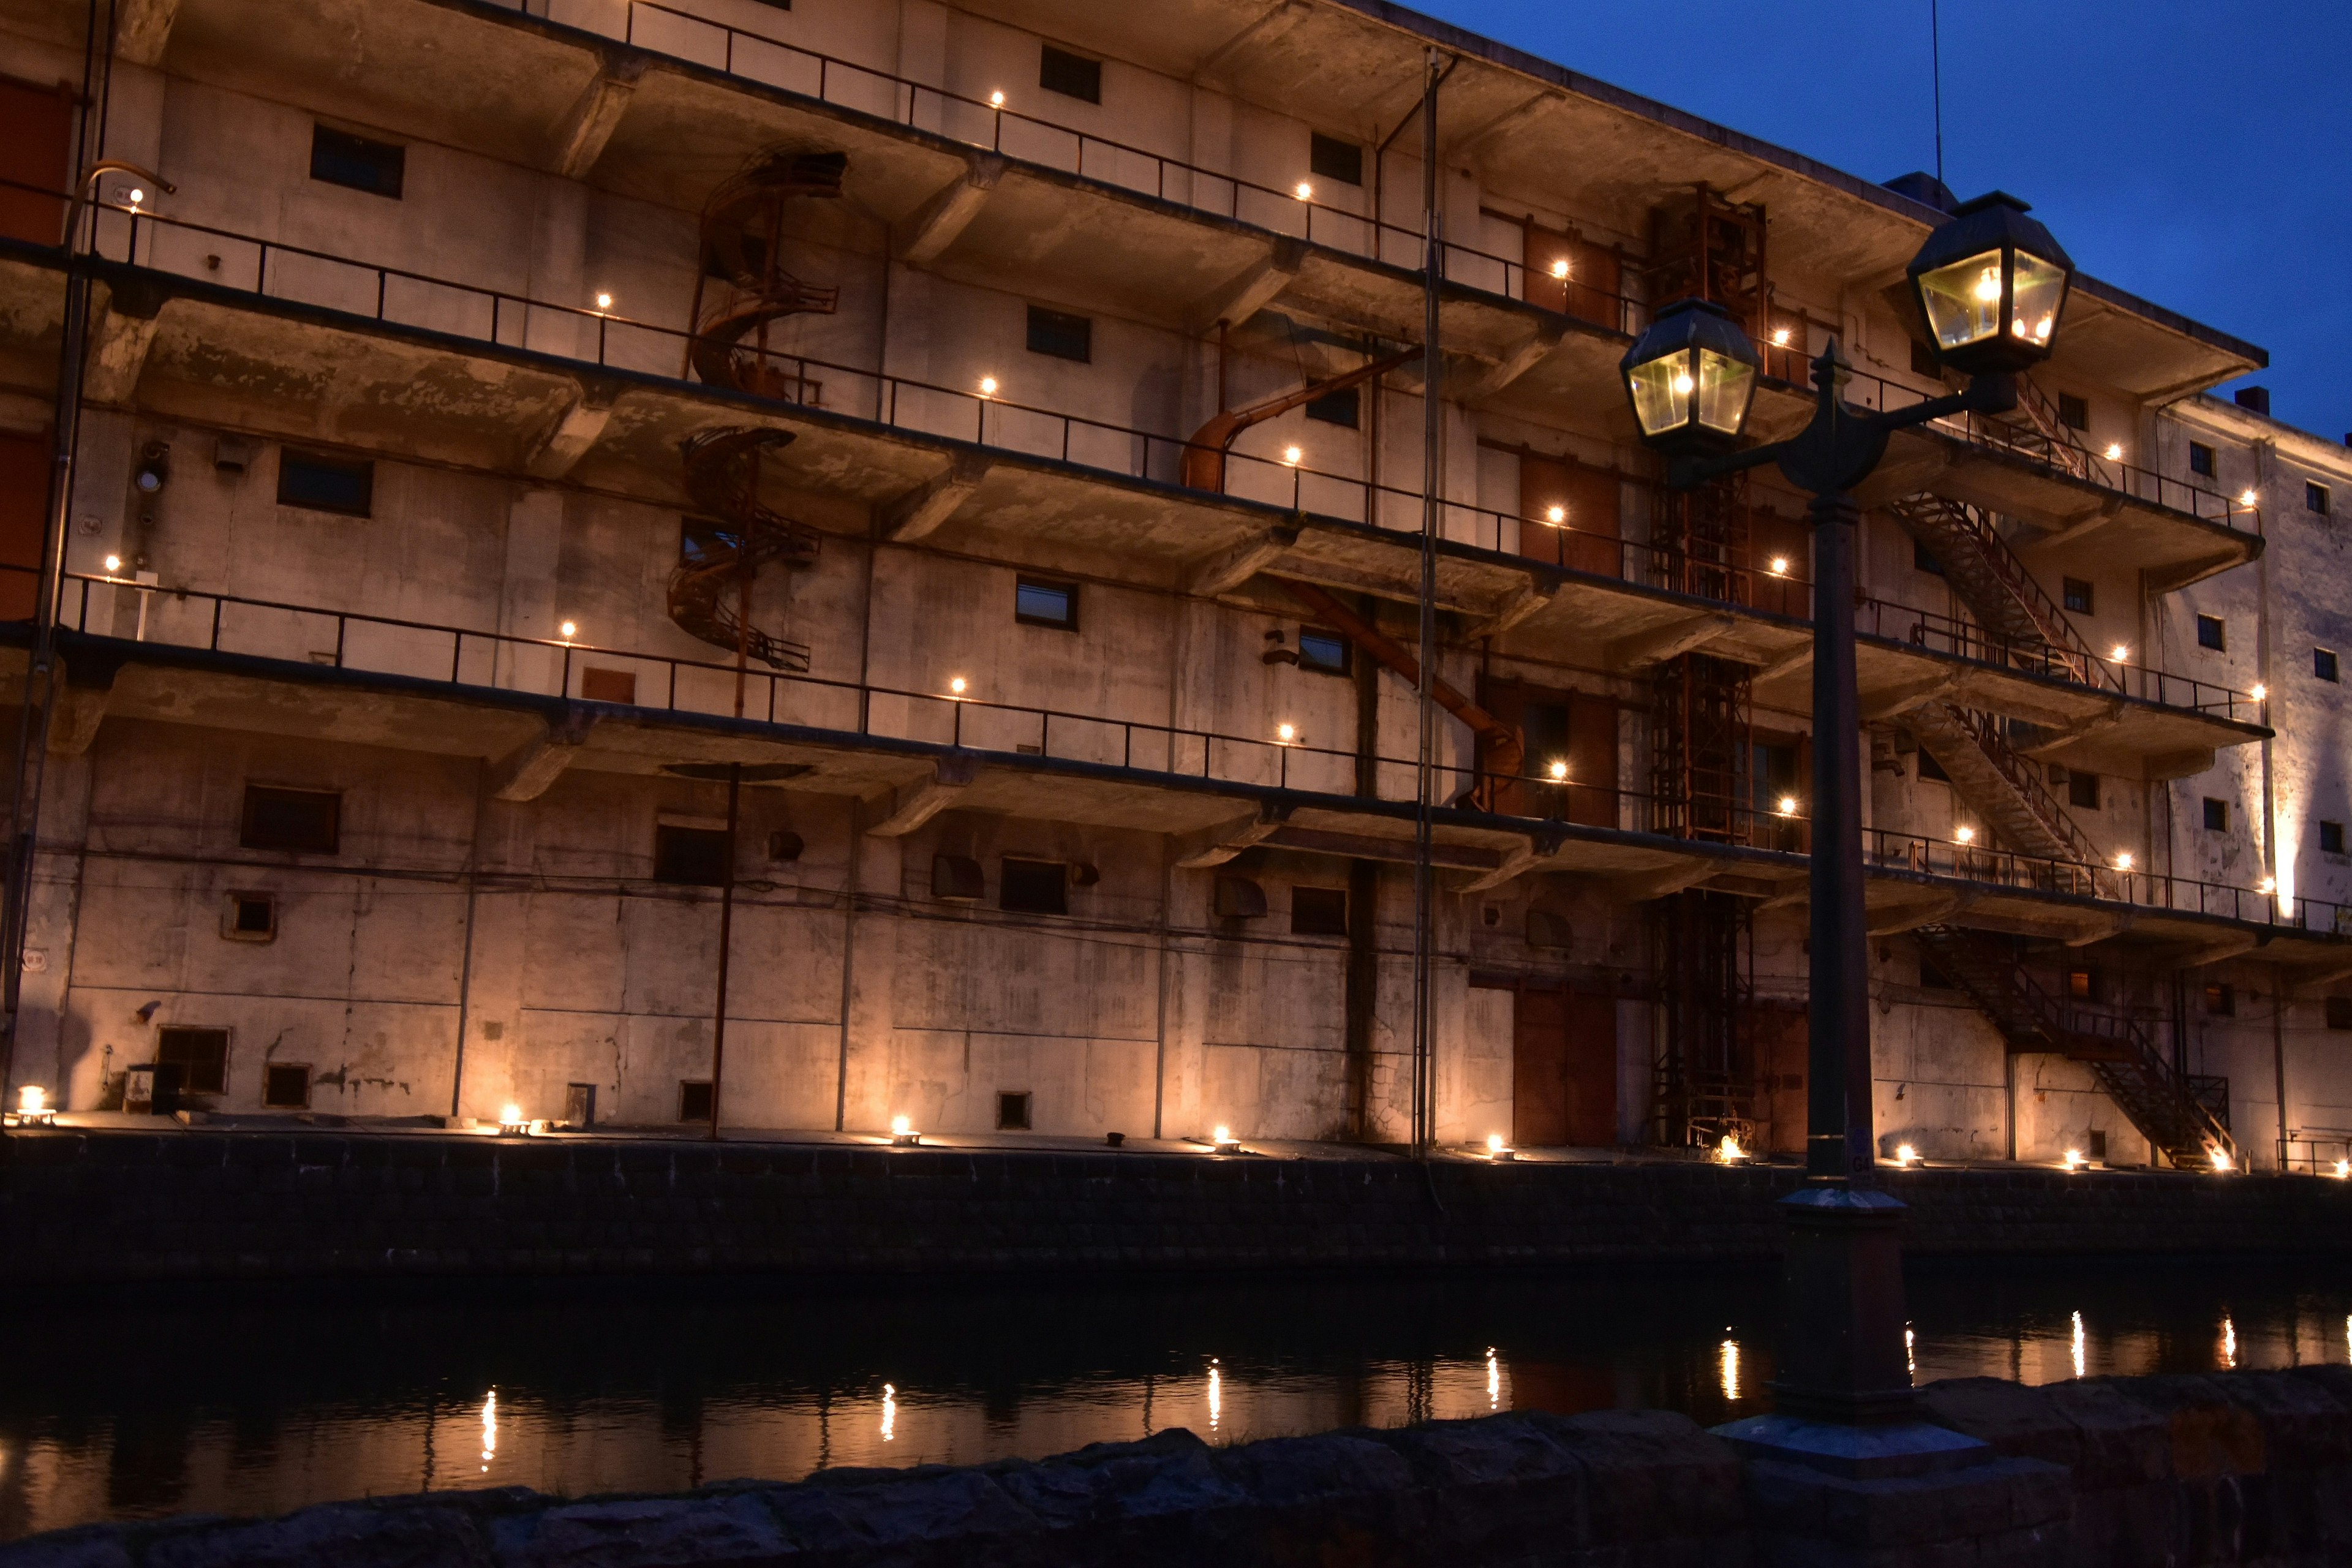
[1,0,2348,1169]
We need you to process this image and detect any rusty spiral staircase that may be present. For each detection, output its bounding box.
[673,429,818,673]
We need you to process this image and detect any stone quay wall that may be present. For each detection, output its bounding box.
[9,1368,2352,1567]
[4,1128,2351,1284]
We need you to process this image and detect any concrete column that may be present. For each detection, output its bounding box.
[836,822,903,1131]
[496,488,565,695]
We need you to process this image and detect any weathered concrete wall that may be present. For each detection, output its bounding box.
[6,1129,2351,1286]
[11,1368,2352,1567]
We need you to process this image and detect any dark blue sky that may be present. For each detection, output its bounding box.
[1414,0,2352,442]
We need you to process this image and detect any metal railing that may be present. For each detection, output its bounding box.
[1855,598,2255,718]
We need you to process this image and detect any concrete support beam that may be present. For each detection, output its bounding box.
[1446,91,1550,160]
[1264,826,1500,871]
[866,755,979,838]
[1188,239,1306,333]
[2060,911,2130,946]
[2165,928,2265,969]
[2017,499,2124,556]
[522,382,619,480]
[116,0,180,65]
[894,156,1006,265]
[1866,889,1972,935]
[550,56,647,179]
[1608,859,1718,902]
[1752,643,1815,688]
[1452,323,1562,403]
[2014,701,2127,758]
[2146,550,2253,596]
[1188,524,1298,597]
[83,279,169,406]
[1860,672,1957,722]
[1174,805,1290,869]
[1193,2,1308,81]
[2147,747,2218,782]
[1602,612,1735,671]
[1455,837,1548,894]
[1470,584,1553,641]
[48,665,115,758]
[488,711,598,802]
[882,452,992,541]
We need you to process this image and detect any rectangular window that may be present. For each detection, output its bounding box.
[581,668,638,704]
[2204,982,2236,1017]
[1291,886,1349,937]
[2057,393,2089,431]
[263,1062,311,1108]
[309,124,405,198]
[1912,540,1943,576]
[1303,386,1360,428]
[677,1080,714,1121]
[1014,576,1077,630]
[2316,648,2339,682]
[2203,797,2230,832]
[1038,44,1101,104]
[2068,770,2101,810]
[241,785,341,853]
[2310,481,2332,516]
[995,1090,1033,1131]
[1000,857,1068,914]
[2062,577,2093,614]
[277,448,374,517]
[157,1027,229,1097]
[2188,442,2217,478]
[1308,132,1363,187]
[224,891,277,941]
[654,824,729,887]
[2196,614,2226,651]
[1916,748,1949,784]
[1025,304,1091,363]
[2322,820,2345,856]
[2067,968,2103,1003]
[1297,630,1351,676]
[2088,1129,2108,1161]
[2328,997,2352,1031]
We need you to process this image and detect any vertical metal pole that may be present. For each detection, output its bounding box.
[1806,488,1874,1185]
[708,512,755,1142]
[1410,48,1442,1158]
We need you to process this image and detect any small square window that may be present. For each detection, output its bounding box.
[156,1026,230,1098]
[2067,968,2097,1001]
[2188,442,2217,478]
[277,449,374,517]
[310,125,405,198]
[1298,630,1351,676]
[2317,648,2340,683]
[995,1090,1033,1131]
[223,892,277,942]
[1025,304,1091,363]
[1916,749,1950,783]
[2203,797,2230,832]
[1014,577,1077,630]
[1912,540,1942,576]
[2067,770,2101,810]
[241,785,341,853]
[2321,820,2345,856]
[2203,982,2236,1017]
[654,824,729,887]
[677,1079,715,1121]
[581,667,638,704]
[1304,386,1360,428]
[2328,996,2352,1031]
[1000,857,1068,914]
[1039,44,1101,104]
[2310,481,2331,516]
[263,1063,311,1108]
[1291,886,1349,937]
[2062,577,2094,614]
[2057,393,2089,431]
[2196,614,2226,651]
[1308,132,1362,187]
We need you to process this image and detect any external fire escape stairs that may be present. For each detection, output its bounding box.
[673,428,821,673]
[1914,924,2238,1170]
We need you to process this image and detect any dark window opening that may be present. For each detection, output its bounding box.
[228,892,276,940]
[1291,886,1348,937]
[1919,954,1955,990]
[1025,304,1091,363]
[1917,748,1950,784]
[1039,45,1101,104]
[157,1027,229,1097]
[1000,857,1068,914]
[1014,577,1077,630]
[2310,481,2332,516]
[2323,820,2346,856]
[680,516,741,565]
[2203,797,2230,832]
[241,785,341,854]
[767,830,804,862]
[309,124,405,198]
[2188,442,2217,478]
[2067,770,2101,810]
[2196,614,2226,651]
[2204,982,2236,1017]
[2328,996,2352,1031]
[2067,968,2103,1003]
[996,1090,1033,1131]
[2057,393,2089,431]
[277,449,375,517]
[933,854,984,902]
[2062,577,2094,614]
[2317,648,2340,683]
[1303,386,1360,428]
[654,824,729,887]
[1912,539,1943,576]
[1297,630,1351,676]
[677,1080,714,1121]
[263,1062,311,1108]
[1308,132,1362,187]
[2088,1129,2108,1161]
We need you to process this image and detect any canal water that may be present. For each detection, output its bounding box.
[3,1257,2348,1541]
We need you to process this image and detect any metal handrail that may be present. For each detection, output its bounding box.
[1855,598,2253,718]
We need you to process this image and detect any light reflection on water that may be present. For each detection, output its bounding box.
[1,1260,2347,1542]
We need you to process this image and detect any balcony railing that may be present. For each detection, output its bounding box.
[1854,599,2255,719]
[19,567,2326,941]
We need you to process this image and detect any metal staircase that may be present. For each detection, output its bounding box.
[671,428,819,671]
[1904,702,2107,895]
[1885,494,2094,682]
[686,149,846,401]
[1915,924,2237,1170]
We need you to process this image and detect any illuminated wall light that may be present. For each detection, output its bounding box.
[1717,1134,1746,1163]
[103,554,121,573]
[1281,445,1302,466]
[1275,722,1296,744]
[559,620,578,640]
[2210,1147,2233,1172]
[2110,644,2129,663]
[891,1114,920,1147]
[594,292,613,311]
[1895,1143,1918,1166]
[978,375,999,398]
[989,90,1005,107]
[2333,1158,2350,1179]
[1548,258,1569,279]
[1212,1125,1241,1152]
[2240,489,2258,507]
[1294,181,1313,201]
[2114,852,2135,872]
[2103,442,2124,461]
[949,676,968,696]
[2259,876,2277,895]
[1767,556,1789,576]
[2063,1147,2085,1170]
[1486,1133,1514,1162]
[1545,504,1566,525]
[18,1086,45,1114]
[1954,825,1976,845]
[1770,326,1792,347]
[126,186,146,207]
[2250,684,2268,701]
[1547,759,1568,781]
[1776,795,1799,817]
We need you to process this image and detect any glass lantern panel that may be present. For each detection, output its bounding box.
[1695,349,1754,435]
[2008,251,2065,349]
[1917,248,2004,350]
[1629,350,1694,437]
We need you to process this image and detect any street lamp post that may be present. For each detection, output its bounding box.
[1621,194,2074,1458]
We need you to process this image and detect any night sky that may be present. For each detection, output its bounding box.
[1411,0,2352,442]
